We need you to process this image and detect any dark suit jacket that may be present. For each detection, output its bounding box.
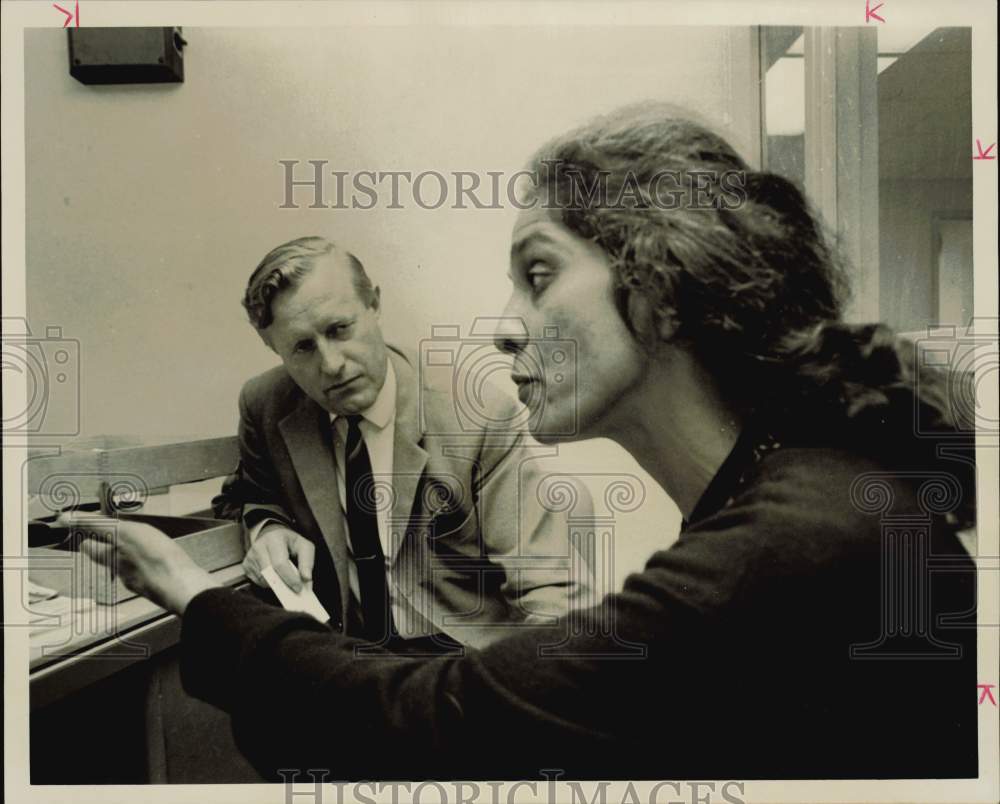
[185,428,977,780]
[213,346,594,648]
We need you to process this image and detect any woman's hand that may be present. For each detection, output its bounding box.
[57,513,222,615]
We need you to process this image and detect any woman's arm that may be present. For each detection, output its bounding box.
[63,486,776,781]
[178,585,634,781]
[177,534,729,782]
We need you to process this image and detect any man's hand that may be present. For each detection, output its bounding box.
[58,512,222,615]
[243,524,315,593]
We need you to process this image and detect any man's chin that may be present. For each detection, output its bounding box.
[322,390,373,416]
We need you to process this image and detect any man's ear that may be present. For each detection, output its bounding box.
[256,325,277,354]
[370,286,381,315]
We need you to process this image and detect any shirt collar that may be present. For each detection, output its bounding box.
[331,358,396,431]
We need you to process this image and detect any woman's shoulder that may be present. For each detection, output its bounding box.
[747,441,966,526]
[631,444,954,615]
[716,443,933,553]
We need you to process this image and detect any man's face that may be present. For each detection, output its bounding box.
[496,205,646,442]
[265,254,388,415]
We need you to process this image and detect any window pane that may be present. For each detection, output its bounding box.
[761,27,805,188]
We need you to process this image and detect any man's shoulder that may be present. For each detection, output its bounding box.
[387,344,446,397]
[388,343,521,435]
[239,364,302,415]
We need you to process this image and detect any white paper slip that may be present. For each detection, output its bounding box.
[28,579,59,602]
[260,566,330,624]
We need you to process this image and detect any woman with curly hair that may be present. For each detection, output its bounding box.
[70,104,978,781]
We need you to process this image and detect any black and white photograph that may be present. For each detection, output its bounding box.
[2,2,997,802]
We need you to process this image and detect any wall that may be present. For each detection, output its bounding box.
[25,25,761,586]
[879,178,973,331]
[877,28,972,332]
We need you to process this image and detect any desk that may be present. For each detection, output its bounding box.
[30,563,247,708]
[26,435,262,783]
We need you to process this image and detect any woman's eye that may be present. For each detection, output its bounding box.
[527,262,553,292]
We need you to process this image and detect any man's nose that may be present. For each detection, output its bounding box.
[317,340,346,376]
[493,304,529,356]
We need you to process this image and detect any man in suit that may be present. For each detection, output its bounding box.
[213,235,593,651]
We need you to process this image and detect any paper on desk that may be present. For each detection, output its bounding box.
[28,594,97,636]
[260,566,330,623]
[28,579,60,602]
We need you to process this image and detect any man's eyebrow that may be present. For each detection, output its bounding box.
[285,316,351,343]
[282,323,313,341]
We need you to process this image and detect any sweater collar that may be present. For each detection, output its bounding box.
[682,422,779,530]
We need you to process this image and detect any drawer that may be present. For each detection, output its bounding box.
[28,513,242,605]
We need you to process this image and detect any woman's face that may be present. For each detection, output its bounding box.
[496,206,647,443]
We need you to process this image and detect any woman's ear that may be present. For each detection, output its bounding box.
[625,287,678,345]
[625,289,654,343]
[656,309,679,341]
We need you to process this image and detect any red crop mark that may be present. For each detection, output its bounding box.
[973,139,996,160]
[865,0,885,24]
[53,0,79,28]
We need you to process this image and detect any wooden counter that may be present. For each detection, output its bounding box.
[26,435,262,783]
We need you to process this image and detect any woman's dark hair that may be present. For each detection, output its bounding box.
[528,103,976,527]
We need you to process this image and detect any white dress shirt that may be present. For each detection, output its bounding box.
[252,359,435,638]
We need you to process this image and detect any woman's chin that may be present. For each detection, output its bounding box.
[526,409,580,444]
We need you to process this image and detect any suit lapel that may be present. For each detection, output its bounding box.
[388,349,428,564]
[278,396,351,619]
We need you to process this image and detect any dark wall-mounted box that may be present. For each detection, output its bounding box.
[68,27,186,85]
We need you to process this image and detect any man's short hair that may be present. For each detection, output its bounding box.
[242,236,376,330]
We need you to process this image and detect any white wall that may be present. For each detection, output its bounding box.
[25,25,761,586]
[879,178,972,331]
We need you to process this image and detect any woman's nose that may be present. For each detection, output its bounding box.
[493,305,529,356]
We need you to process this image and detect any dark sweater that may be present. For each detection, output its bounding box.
[180,435,978,781]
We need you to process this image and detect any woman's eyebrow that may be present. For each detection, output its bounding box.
[511,230,559,260]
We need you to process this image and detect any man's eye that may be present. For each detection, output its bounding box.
[327,323,351,339]
[294,341,314,354]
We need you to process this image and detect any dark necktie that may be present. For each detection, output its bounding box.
[344,414,396,642]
